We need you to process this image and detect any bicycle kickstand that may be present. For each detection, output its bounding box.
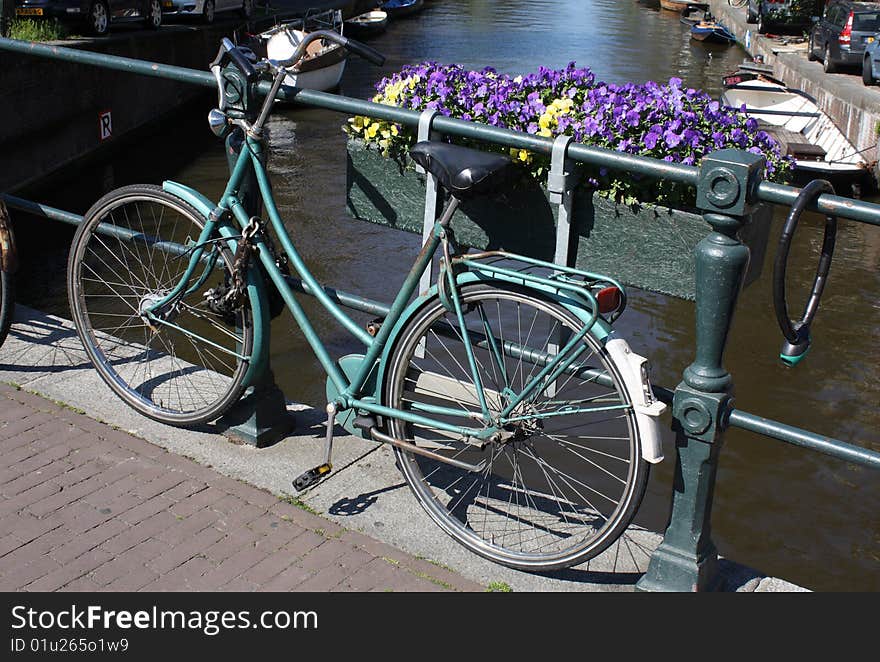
[292,403,336,491]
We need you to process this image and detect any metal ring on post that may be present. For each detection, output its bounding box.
[417,109,441,323]
[548,135,574,267]
[415,109,440,174]
[772,179,838,367]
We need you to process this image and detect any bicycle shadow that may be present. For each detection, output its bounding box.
[0,307,92,375]
[328,483,407,517]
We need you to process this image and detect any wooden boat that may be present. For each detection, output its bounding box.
[344,9,388,37]
[690,19,736,44]
[659,0,692,11]
[257,11,348,92]
[721,71,869,190]
[680,3,709,25]
[382,0,424,18]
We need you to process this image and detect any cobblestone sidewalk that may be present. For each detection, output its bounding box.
[0,384,482,592]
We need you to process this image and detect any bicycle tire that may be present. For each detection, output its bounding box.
[0,270,13,349]
[67,185,254,426]
[383,282,648,571]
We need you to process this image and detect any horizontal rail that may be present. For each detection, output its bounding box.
[3,193,878,471]
[1,37,878,226]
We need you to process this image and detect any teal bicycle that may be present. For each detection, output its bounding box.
[66,32,667,571]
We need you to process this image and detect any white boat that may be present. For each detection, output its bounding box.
[344,9,389,37]
[721,70,869,191]
[258,10,348,92]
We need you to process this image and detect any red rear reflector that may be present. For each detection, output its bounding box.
[840,13,853,44]
[597,287,621,314]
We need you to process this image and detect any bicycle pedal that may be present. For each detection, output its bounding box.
[353,416,376,432]
[293,463,332,492]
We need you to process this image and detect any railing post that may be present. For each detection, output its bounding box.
[216,129,295,448]
[637,149,766,592]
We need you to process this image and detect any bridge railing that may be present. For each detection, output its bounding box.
[1,36,878,592]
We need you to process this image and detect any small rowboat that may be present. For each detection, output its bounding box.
[344,10,388,37]
[680,3,709,26]
[659,0,692,11]
[255,11,348,92]
[383,0,424,19]
[721,71,870,191]
[691,19,736,44]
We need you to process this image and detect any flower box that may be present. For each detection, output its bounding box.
[345,139,771,301]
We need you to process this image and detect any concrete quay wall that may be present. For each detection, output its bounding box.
[0,25,234,194]
[707,0,880,184]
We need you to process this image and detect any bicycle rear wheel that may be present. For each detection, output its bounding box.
[384,282,648,572]
[67,185,253,426]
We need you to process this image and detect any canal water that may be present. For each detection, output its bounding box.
[12,0,879,590]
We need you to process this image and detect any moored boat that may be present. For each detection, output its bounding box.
[659,0,692,11]
[254,11,348,92]
[721,70,869,192]
[344,9,389,37]
[680,3,709,25]
[383,0,424,18]
[690,19,736,44]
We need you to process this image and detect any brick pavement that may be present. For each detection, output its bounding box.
[0,384,483,592]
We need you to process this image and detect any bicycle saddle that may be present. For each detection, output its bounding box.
[409,141,515,199]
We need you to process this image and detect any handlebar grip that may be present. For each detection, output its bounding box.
[344,38,386,66]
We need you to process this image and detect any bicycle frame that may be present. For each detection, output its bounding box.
[153,132,622,442]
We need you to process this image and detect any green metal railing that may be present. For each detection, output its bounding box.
[1,36,878,591]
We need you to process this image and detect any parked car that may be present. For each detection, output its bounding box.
[161,0,252,24]
[808,1,880,73]
[14,0,162,36]
[863,31,880,84]
[746,0,824,35]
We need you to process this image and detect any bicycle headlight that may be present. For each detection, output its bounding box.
[207,108,231,138]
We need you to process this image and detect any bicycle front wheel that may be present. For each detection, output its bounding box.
[384,282,648,572]
[67,185,253,426]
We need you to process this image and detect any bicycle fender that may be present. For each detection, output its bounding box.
[161,180,271,387]
[457,270,614,339]
[605,338,666,464]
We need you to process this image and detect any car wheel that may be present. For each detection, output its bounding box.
[864,56,876,86]
[823,45,837,73]
[144,0,162,29]
[202,0,215,24]
[86,0,110,36]
[807,35,818,61]
[240,0,253,19]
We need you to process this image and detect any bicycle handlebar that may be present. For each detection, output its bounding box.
[344,38,386,66]
[271,29,386,69]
